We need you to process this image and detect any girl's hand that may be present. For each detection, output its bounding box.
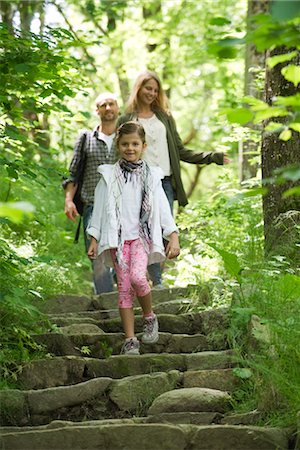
[87,238,98,260]
[166,232,180,259]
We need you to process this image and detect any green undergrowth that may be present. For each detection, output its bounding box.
[0,166,93,388]
[176,176,300,428]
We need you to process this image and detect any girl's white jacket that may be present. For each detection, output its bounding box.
[87,164,178,266]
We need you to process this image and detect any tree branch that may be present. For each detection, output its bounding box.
[50,1,98,73]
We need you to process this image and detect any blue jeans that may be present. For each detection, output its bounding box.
[83,205,114,294]
[148,176,174,285]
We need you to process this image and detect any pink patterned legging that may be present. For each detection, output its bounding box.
[110,239,151,308]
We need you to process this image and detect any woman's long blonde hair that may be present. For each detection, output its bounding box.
[125,70,170,114]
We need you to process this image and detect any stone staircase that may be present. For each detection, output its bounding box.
[0,287,293,449]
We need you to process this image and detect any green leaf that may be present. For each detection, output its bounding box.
[264,121,285,132]
[289,122,300,132]
[207,244,243,283]
[0,202,35,223]
[274,93,300,107]
[254,107,288,123]
[279,128,292,141]
[281,65,300,87]
[226,108,254,125]
[209,17,231,26]
[233,367,253,379]
[242,187,269,197]
[271,0,300,21]
[242,96,269,111]
[266,51,298,69]
[282,186,300,198]
[275,165,300,182]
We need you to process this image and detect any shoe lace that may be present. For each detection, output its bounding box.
[144,317,155,335]
[123,339,137,352]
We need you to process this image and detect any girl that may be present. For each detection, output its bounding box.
[117,70,230,287]
[87,121,180,355]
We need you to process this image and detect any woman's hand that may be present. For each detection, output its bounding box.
[223,153,231,164]
[87,237,98,260]
[165,232,180,259]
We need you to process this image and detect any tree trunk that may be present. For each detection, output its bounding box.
[261,47,300,262]
[239,0,269,182]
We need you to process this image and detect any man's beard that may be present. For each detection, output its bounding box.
[101,112,117,123]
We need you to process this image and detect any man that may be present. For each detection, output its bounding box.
[64,92,119,294]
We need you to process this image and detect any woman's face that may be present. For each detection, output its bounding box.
[138,78,159,107]
[118,132,146,163]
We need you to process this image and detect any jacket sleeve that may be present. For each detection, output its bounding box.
[86,177,106,241]
[62,130,88,189]
[156,184,179,240]
[168,115,224,165]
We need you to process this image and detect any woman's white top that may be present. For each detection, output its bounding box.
[138,115,171,176]
[87,164,178,266]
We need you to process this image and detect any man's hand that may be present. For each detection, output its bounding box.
[165,232,180,260]
[64,182,78,221]
[65,200,79,221]
[87,237,98,260]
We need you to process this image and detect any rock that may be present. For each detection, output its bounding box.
[148,387,231,414]
[0,390,28,426]
[167,334,210,353]
[59,323,104,335]
[183,368,239,392]
[39,295,94,314]
[145,412,221,425]
[18,356,86,389]
[85,354,186,379]
[188,425,289,450]
[185,350,234,371]
[27,377,112,414]
[221,410,263,425]
[0,423,188,450]
[109,371,180,412]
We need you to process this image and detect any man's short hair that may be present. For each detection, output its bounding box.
[95,92,118,107]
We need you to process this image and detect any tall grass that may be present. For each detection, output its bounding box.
[174,173,300,427]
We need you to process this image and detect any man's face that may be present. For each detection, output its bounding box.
[96,99,119,122]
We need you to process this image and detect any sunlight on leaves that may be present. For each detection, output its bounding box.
[279,128,292,141]
[0,202,35,223]
[266,51,298,69]
[281,65,300,87]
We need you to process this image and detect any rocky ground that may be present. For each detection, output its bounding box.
[0,287,295,449]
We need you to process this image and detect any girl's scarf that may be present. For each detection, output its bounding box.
[108,159,153,266]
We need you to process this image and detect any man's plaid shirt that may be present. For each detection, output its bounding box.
[66,126,117,205]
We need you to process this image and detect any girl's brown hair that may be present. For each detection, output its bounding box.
[125,70,170,114]
[116,121,146,146]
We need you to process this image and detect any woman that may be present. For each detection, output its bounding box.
[117,70,229,286]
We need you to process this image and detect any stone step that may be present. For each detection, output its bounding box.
[35,331,228,358]
[1,369,239,427]
[48,307,230,336]
[0,422,290,449]
[40,287,197,314]
[46,298,194,321]
[17,351,235,389]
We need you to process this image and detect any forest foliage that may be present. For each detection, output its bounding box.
[0,0,299,427]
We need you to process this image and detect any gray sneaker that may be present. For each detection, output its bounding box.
[142,314,159,344]
[120,338,140,355]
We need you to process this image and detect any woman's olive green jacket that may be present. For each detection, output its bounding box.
[117,110,224,207]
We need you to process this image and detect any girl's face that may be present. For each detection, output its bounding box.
[138,78,159,107]
[118,132,146,163]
